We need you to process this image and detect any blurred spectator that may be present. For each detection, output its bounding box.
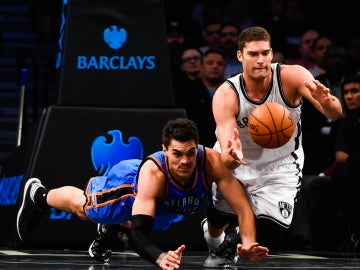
[272,51,286,64]
[192,0,226,29]
[332,2,360,47]
[286,29,319,70]
[280,0,308,59]
[308,36,332,77]
[302,44,347,175]
[331,73,360,252]
[316,44,349,111]
[219,22,242,78]
[223,0,256,31]
[173,46,203,104]
[179,47,203,81]
[346,36,360,75]
[166,19,187,75]
[174,48,226,147]
[255,0,285,52]
[199,19,222,54]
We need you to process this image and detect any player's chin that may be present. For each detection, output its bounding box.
[177,167,193,177]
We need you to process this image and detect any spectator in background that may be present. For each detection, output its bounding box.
[272,51,286,64]
[223,0,256,31]
[166,19,188,77]
[199,19,222,54]
[280,0,307,59]
[178,47,202,81]
[308,36,332,77]
[316,44,348,110]
[286,29,319,70]
[219,22,242,78]
[346,36,360,75]
[255,0,285,52]
[301,44,348,175]
[332,73,360,252]
[175,48,226,147]
[190,0,226,31]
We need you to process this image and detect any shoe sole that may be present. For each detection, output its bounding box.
[16,178,40,241]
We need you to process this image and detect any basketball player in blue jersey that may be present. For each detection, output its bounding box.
[201,26,343,267]
[17,118,268,270]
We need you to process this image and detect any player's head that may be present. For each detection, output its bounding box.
[162,118,199,180]
[238,26,271,53]
[237,27,273,78]
[162,118,199,148]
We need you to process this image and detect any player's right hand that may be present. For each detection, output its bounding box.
[158,244,185,270]
[226,128,247,169]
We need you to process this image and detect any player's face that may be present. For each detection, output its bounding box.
[238,41,272,81]
[343,82,360,111]
[163,139,197,182]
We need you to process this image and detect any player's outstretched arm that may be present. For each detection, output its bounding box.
[206,148,269,262]
[157,245,186,270]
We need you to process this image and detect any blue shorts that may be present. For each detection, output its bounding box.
[83,159,141,224]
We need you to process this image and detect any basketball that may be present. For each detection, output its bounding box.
[247,102,295,149]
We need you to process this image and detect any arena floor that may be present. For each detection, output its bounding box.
[0,248,359,269]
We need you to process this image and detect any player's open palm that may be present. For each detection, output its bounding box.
[237,243,269,262]
[228,128,247,166]
[159,244,185,270]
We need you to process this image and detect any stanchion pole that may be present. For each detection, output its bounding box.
[16,68,28,147]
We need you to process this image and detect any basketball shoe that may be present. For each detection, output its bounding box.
[202,218,240,268]
[89,224,126,262]
[16,178,45,242]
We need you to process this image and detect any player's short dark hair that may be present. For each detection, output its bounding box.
[238,26,271,52]
[162,118,199,147]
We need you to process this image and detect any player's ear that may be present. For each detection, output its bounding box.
[162,144,166,152]
[237,50,242,61]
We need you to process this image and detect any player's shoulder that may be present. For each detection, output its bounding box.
[214,80,237,99]
[280,63,308,73]
[279,64,312,83]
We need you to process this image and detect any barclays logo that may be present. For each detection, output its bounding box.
[75,25,156,70]
[103,25,127,50]
[91,130,143,176]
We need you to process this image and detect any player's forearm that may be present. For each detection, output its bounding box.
[130,214,164,266]
[322,96,342,120]
[237,210,257,246]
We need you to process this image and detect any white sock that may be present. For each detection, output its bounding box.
[203,220,225,250]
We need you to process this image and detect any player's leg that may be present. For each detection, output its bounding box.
[46,185,87,218]
[202,201,239,268]
[17,177,86,242]
[89,223,121,262]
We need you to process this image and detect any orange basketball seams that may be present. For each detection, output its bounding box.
[248,103,295,149]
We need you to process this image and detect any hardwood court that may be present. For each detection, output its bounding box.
[0,248,359,269]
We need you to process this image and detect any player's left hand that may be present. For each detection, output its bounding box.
[237,243,269,262]
[158,244,185,270]
[304,80,336,104]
